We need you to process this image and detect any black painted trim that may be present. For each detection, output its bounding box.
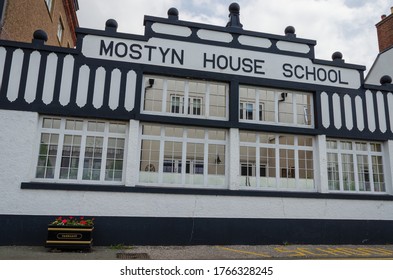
[0,46,13,103]
[2,214,393,245]
[369,89,379,133]
[384,91,392,133]
[365,83,393,92]
[0,39,79,54]
[21,182,393,201]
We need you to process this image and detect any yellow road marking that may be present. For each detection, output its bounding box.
[216,246,271,258]
[215,246,393,259]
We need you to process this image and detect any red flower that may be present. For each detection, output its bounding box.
[62,219,68,224]
[69,216,74,219]
[80,220,87,225]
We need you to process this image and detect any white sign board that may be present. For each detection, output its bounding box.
[82,35,361,89]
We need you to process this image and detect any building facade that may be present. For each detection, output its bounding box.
[1,4,393,245]
[0,0,79,47]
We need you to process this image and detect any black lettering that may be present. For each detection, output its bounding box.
[144,45,157,61]
[229,56,241,71]
[317,68,327,81]
[115,42,128,58]
[159,47,170,63]
[171,49,184,65]
[328,70,338,83]
[217,55,228,69]
[254,59,265,75]
[294,65,305,79]
[305,66,316,81]
[129,44,142,59]
[100,40,114,56]
[282,63,293,78]
[338,70,349,85]
[204,53,215,69]
[242,58,253,73]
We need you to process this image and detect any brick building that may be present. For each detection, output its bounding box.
[0,0,79,47]
[376,7,393,52]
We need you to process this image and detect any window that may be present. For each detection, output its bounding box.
[143,76,227,119]
[170,96,183,114]
[326,139,385,193]
[45,0,53,13]
[57,18,64,43]
[188,97,202,115]
[239,131,314,190]
[239,85,313,127]
[35,117,127,183]
[139,124,227,187]
[239,102,254,120]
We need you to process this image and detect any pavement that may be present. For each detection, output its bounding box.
[2,244,393,260]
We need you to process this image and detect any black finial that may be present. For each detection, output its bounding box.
[226,2,243,29]
[32,30,48,46]
[168,7,179,20]
[380,75,392,85]
[332,51,345,63]
[285,26,296,37]
[105,19,118,32]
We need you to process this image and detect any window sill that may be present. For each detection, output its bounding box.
[21,182,393,201]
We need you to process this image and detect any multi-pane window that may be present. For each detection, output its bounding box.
[239,85,313,127]
[239,131,314,190]
[57,18,64,43]
[35,117,127,183]
[327,139,385,193]
[45,0,53,13]
[139,124,227,187]
[143,76,228,119]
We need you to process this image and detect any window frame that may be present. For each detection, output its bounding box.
[33,117,128,185]
[239,85,314,128]
[138,123,228,188]
[326,139,386,194]
[45,0,53,14]
[239,132,315,191]
[142,75,228,121]
[57,17,64,43]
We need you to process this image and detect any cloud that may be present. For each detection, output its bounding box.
[77,0,181,34]
[237,0,389,70]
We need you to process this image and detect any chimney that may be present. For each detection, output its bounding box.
[376,7,393,52]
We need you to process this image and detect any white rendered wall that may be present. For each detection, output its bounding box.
[1,109,393,222]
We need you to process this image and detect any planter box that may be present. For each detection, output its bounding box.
[46,226,94,250]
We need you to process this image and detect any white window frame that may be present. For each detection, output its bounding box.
[142,76,228,121]
[45,0,53,13]
[138,124,228,188]
[33,117,128,185]
[239,132,315,191]
[326,139,386,194]
[239,85,314,128]
[239,101,254,120]
[170,95,184,114]
[57,18,64,43]
[188,97,203,116]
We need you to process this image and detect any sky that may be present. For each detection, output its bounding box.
[76,0,392,73]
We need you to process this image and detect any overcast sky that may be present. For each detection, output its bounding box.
[77,0,392,73]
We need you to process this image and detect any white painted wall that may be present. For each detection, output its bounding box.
[2,109,393,222]
[366,48,393,85]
